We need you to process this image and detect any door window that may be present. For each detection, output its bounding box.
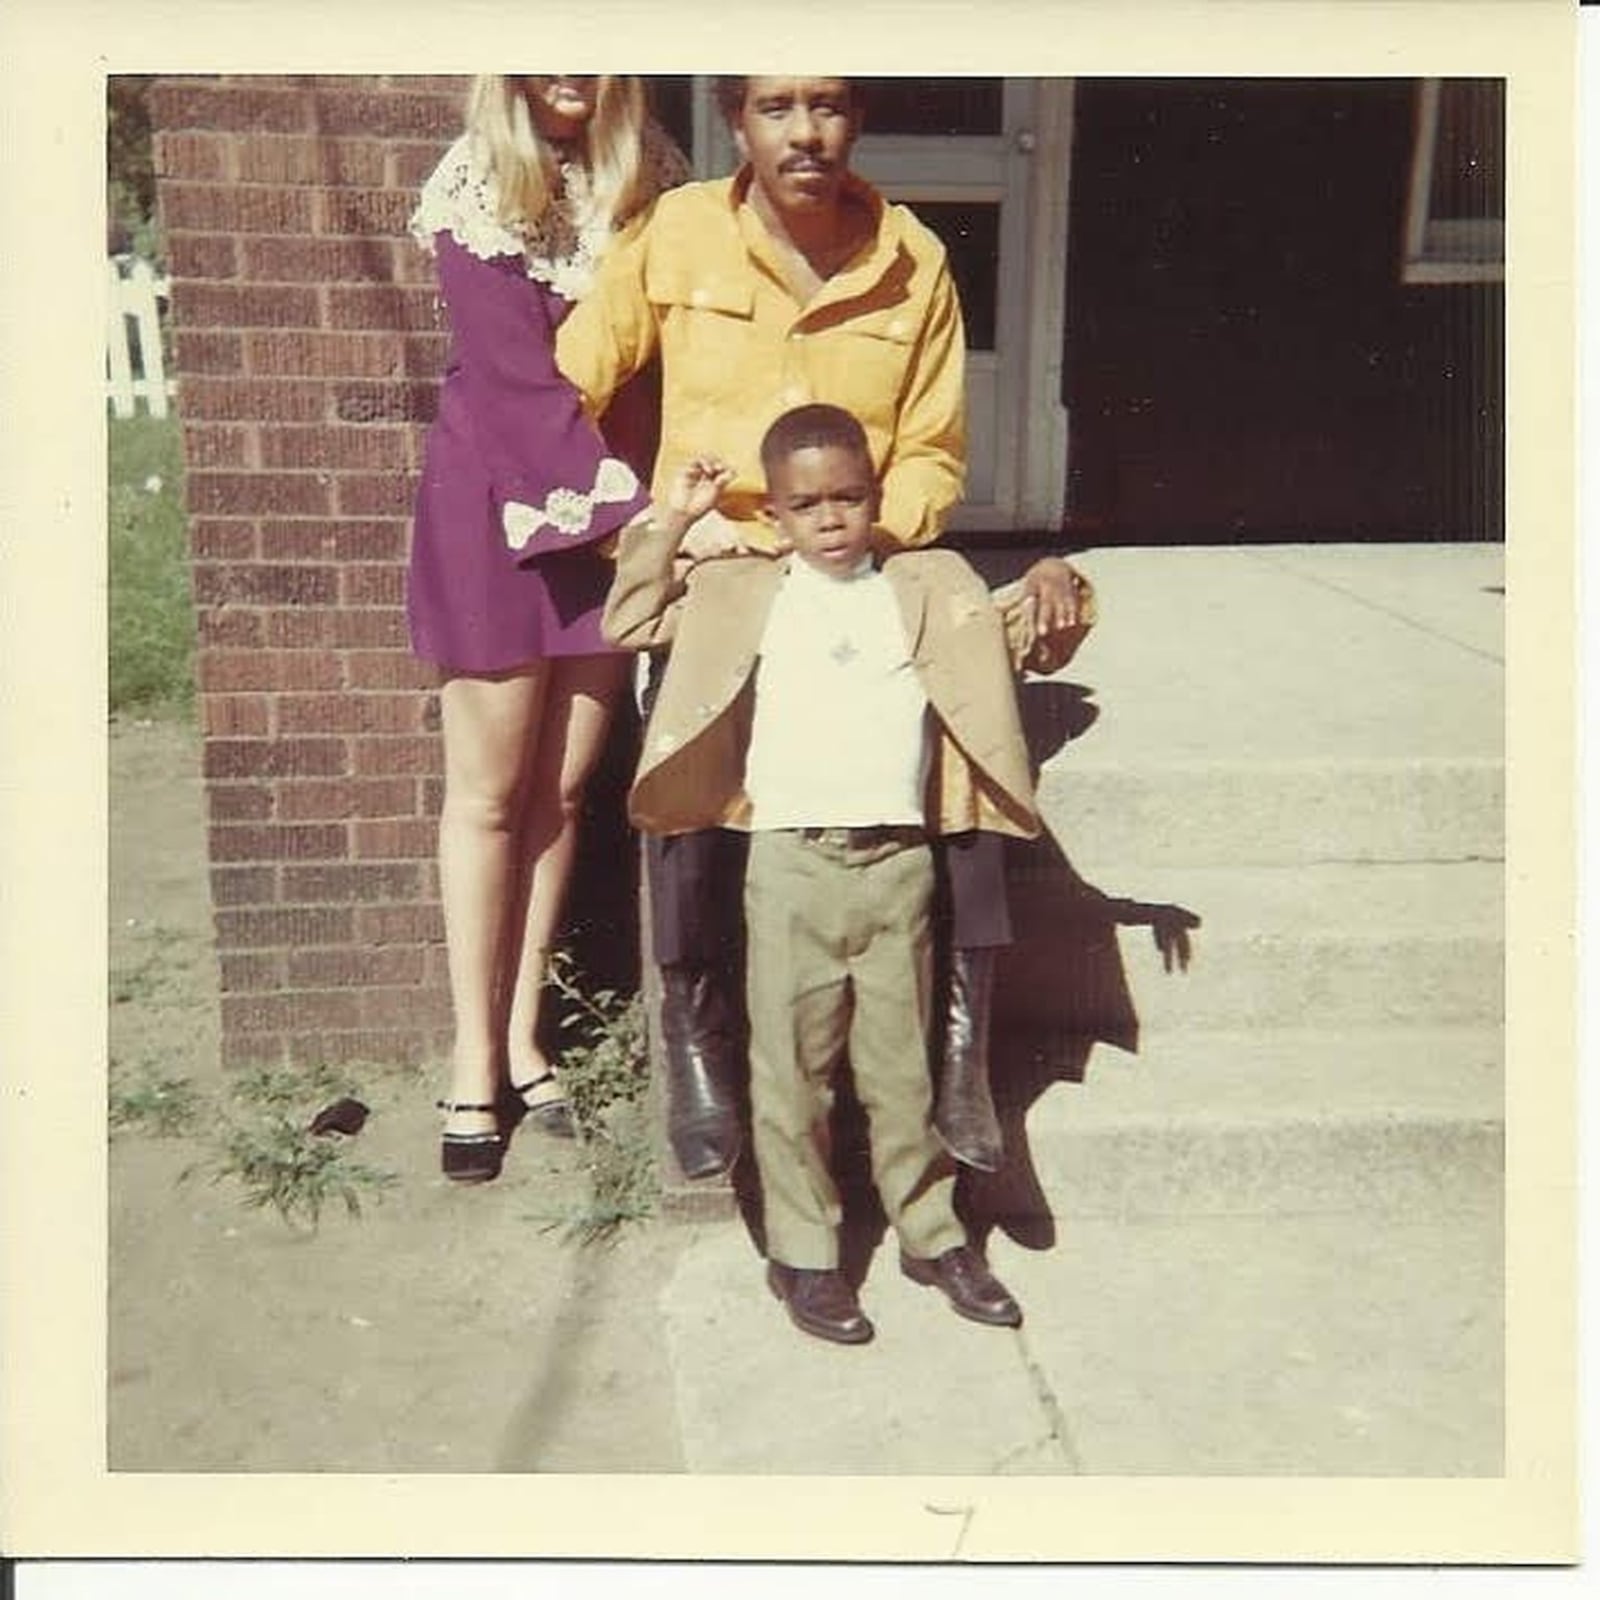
[1402,78,1504,284]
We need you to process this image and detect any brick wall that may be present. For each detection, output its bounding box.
[150,74,474,1069]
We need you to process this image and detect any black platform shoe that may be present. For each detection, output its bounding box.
[436,1099,504,1184]
[510,1070,575,1140]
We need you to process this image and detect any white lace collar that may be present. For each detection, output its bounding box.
[410,124,686,301]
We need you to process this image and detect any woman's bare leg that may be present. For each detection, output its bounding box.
[436,667,550,1136]
[504,651,631,1100]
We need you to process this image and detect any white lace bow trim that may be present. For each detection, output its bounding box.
[411,125,686,301]
[502,456,641,551]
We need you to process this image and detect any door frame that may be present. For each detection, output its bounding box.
[1009,78,1074,534]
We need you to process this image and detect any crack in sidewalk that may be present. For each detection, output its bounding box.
[1242,547,1505,666]
[1015,1325,1084,1473]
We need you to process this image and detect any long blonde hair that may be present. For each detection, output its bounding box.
[465,75,650,233]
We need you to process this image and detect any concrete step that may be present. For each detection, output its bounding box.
[985,541,1505,869]
[983,1026,1502,1219]
[996,858,1504,1035]
[1032,754,1504,869]
[1017,545,1505,769]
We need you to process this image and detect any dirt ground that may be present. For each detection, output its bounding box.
[107,717,691,1473]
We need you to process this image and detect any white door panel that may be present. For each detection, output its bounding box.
[853,80,1069,534]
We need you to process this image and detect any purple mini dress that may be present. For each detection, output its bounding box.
[406,134,680,674]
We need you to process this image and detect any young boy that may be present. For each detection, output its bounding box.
[603,404,1045,1345]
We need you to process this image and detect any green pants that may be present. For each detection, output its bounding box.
[744,829,965,1270]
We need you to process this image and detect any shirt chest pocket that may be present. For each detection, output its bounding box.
[648,264,758,395]
[812,309,919,417]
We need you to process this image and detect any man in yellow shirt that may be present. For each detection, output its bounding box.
[558,75,1089,1184]
[560,77,966,552]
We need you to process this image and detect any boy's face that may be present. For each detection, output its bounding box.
[765,443,880,578]
[732,77,859,220]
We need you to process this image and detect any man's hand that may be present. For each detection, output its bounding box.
[993,555,1096,674]
[1019,556,1091,636]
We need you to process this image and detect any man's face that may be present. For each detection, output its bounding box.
[732,77,860,220]
[765,443,880,579]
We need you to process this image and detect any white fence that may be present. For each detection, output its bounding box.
[106,256,175,419]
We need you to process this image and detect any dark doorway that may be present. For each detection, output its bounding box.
[1062,79,1504,545]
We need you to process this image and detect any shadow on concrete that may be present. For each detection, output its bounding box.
[955,678,1203,1255]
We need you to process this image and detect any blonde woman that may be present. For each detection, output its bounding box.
[408,76,687,1181]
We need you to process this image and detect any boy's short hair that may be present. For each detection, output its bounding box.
[759,403,874,483]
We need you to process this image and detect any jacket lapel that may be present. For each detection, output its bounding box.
[712,556,784,674]
[887,558,930,663]
[632,555,787,820]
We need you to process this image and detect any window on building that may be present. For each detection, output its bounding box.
[1402,78,1504,284]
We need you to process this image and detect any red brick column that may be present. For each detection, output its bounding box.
[150,74,470,1069]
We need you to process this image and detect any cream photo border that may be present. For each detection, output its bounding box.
[0,0,1580,1567]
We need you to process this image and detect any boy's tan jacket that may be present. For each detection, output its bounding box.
[603,519,1045,841]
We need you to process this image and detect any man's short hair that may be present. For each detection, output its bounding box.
[760,403,874,481]
[712,76,750,124]
[712,76,860,125]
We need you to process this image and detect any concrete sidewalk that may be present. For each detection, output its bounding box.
[629,541,1505,1478]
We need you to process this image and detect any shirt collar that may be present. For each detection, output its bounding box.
[786,552,876,589]
[727,167,897,299]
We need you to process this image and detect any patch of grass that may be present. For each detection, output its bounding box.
[110,929,193,1005]
[109,412,194,720]
[543,951,658,1244]
[109,1062,205,1139]
[231,1059,366,1115]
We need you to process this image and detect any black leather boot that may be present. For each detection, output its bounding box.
[659,963,742,1180]
[934,946,1003,1172]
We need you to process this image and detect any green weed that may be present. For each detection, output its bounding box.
[180,1061,399,1233]
[231,1059,365,1114]
[195,1113,397,1233]
[544,951,658,1242]
[110,930,192,1004]
[109,1063,205,1138]
[551,1101,657,1246]
[547,950,650,1139]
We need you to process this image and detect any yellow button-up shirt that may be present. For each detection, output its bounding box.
[556,169,967,552]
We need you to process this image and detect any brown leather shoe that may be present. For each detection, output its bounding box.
[766,1262,874,1345]
[901,1245,1023,1328]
